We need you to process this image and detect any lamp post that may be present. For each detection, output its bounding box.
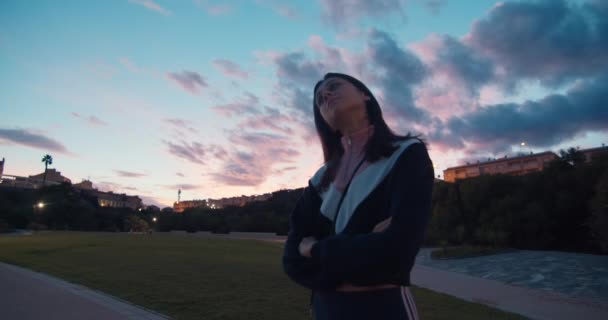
[519,141,527,156]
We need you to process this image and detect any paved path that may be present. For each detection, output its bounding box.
[0,262,170,320]
[411,264,608,320]
[416,248,608,301]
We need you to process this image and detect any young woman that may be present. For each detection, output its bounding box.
[282,73,434,320]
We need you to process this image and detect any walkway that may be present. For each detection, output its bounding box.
[411,264,608,320]
[0,262,170,320]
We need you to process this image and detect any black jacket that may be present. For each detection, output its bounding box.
[282,140,434,291]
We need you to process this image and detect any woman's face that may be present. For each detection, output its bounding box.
[315,77,369,131]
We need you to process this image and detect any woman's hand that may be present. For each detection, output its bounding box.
[298,237,317,258]
[372,217,392,233]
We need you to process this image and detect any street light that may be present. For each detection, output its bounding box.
[152,217,157,222]
[37,202,45,209]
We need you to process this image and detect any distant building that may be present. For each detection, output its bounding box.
[90,190,142,210]
[580,146,608,163]
[0,176,36,189]
[173,193,273,213]
[73,180,142,210]
[174,200,207,213]
[207,193,272,209]
[73,179,94,190]
[1,167,72,189]
[28,169,72,186]
[443,151,559,183]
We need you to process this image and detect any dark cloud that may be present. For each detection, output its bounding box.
[71,112,109,127]
[367,29,429,122]
[467,0,608,87]
[319,0,405,28]
[166,70,208,94]
[212,59,248,80]
[265,30,432,137]
[420,0,447,14]
[0,128,69,154]
[163,140,207,165]
[164,140,227,166]
[432,73,608,154]
[432,35,495,96]
[273,166,297,175]
[161,184,200,191]
[274,52,323,86]
[114,170,147,178]
[95,181,138,193]
[176,172,185,177]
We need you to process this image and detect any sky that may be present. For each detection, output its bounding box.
[1,0,607,208]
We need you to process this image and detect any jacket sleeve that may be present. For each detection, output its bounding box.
[309,143,434,284]
[282,181,339,290]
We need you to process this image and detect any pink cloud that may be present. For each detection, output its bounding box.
[128,0,171,16]
[114,170,147,178]
[195,0,234,15]
[119,57,141,73]
[208,131,301,186]
[164,118,199,134]
[71,112,109,127]
[212,59,248,80]
[255,0,298,19]
[212,93,260,117]
[166,70,208,95]
[161,184,200,191]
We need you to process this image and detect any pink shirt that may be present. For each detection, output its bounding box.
[334,125,374,192]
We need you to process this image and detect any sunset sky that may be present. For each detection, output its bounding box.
[1,0,607,207]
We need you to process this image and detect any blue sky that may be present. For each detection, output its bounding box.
[1,0,607,207]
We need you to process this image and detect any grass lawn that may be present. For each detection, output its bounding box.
[0,232,526,320]
[431,245,515,260]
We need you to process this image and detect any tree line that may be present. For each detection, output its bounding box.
[1,149,607,254]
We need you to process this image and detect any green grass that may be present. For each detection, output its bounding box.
[431,245,515,260]
[0,232,525,320]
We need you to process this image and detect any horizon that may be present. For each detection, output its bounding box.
[1,0,607,207]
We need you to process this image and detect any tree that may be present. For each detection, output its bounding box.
[559,147,585,166]
[41,154,53,185]
[588,170,608,253]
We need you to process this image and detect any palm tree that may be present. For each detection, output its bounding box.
[41,154,53,185]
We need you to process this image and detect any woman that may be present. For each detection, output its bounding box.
[282,73,434,320]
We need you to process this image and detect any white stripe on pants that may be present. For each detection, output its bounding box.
[400,286,419,320]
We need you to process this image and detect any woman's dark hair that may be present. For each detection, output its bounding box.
[313,72,422,191]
